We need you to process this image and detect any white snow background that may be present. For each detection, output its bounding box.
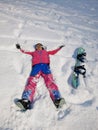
[0,0,98,130]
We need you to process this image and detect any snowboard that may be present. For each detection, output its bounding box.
[72,47,86,89]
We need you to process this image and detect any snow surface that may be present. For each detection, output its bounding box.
[0,0,98,130]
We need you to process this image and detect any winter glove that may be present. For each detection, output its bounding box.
[16,44,21,49]
[59,45,65,49]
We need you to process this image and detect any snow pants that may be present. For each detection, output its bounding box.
[22,71,61,102]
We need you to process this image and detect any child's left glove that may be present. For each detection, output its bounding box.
[59,45,65,49]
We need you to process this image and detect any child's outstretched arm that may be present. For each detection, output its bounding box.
[16,44,33,56]
[47,45,65,55]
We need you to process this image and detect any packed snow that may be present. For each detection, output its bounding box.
[0,0,98,130]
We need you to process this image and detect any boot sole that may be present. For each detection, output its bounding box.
[15,101,26,111]
[59,98,66,108]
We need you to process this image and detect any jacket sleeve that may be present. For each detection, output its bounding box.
[20,49,33,56]
[47,48,61,55]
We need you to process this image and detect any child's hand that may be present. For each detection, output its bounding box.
[16,44,21,49]
[59,45,65,49]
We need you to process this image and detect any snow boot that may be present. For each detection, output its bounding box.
[15,99,31,111]
[54,98,66,109]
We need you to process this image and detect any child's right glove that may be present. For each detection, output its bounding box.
[16,44,21,49]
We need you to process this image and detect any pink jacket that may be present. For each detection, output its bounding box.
[20,48,61,66]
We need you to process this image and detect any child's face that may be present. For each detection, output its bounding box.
[35,44,43,50]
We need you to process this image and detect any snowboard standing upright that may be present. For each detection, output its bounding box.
[72,47,86,88]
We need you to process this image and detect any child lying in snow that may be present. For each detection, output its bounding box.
[16,43,65,110]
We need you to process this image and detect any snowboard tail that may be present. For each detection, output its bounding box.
[72,73,79,88]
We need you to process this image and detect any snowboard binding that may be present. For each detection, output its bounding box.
[77,52,86,62]
[74,65,86,78]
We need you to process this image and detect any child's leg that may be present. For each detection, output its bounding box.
[41,73,61,101]
[22,73,40,102]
